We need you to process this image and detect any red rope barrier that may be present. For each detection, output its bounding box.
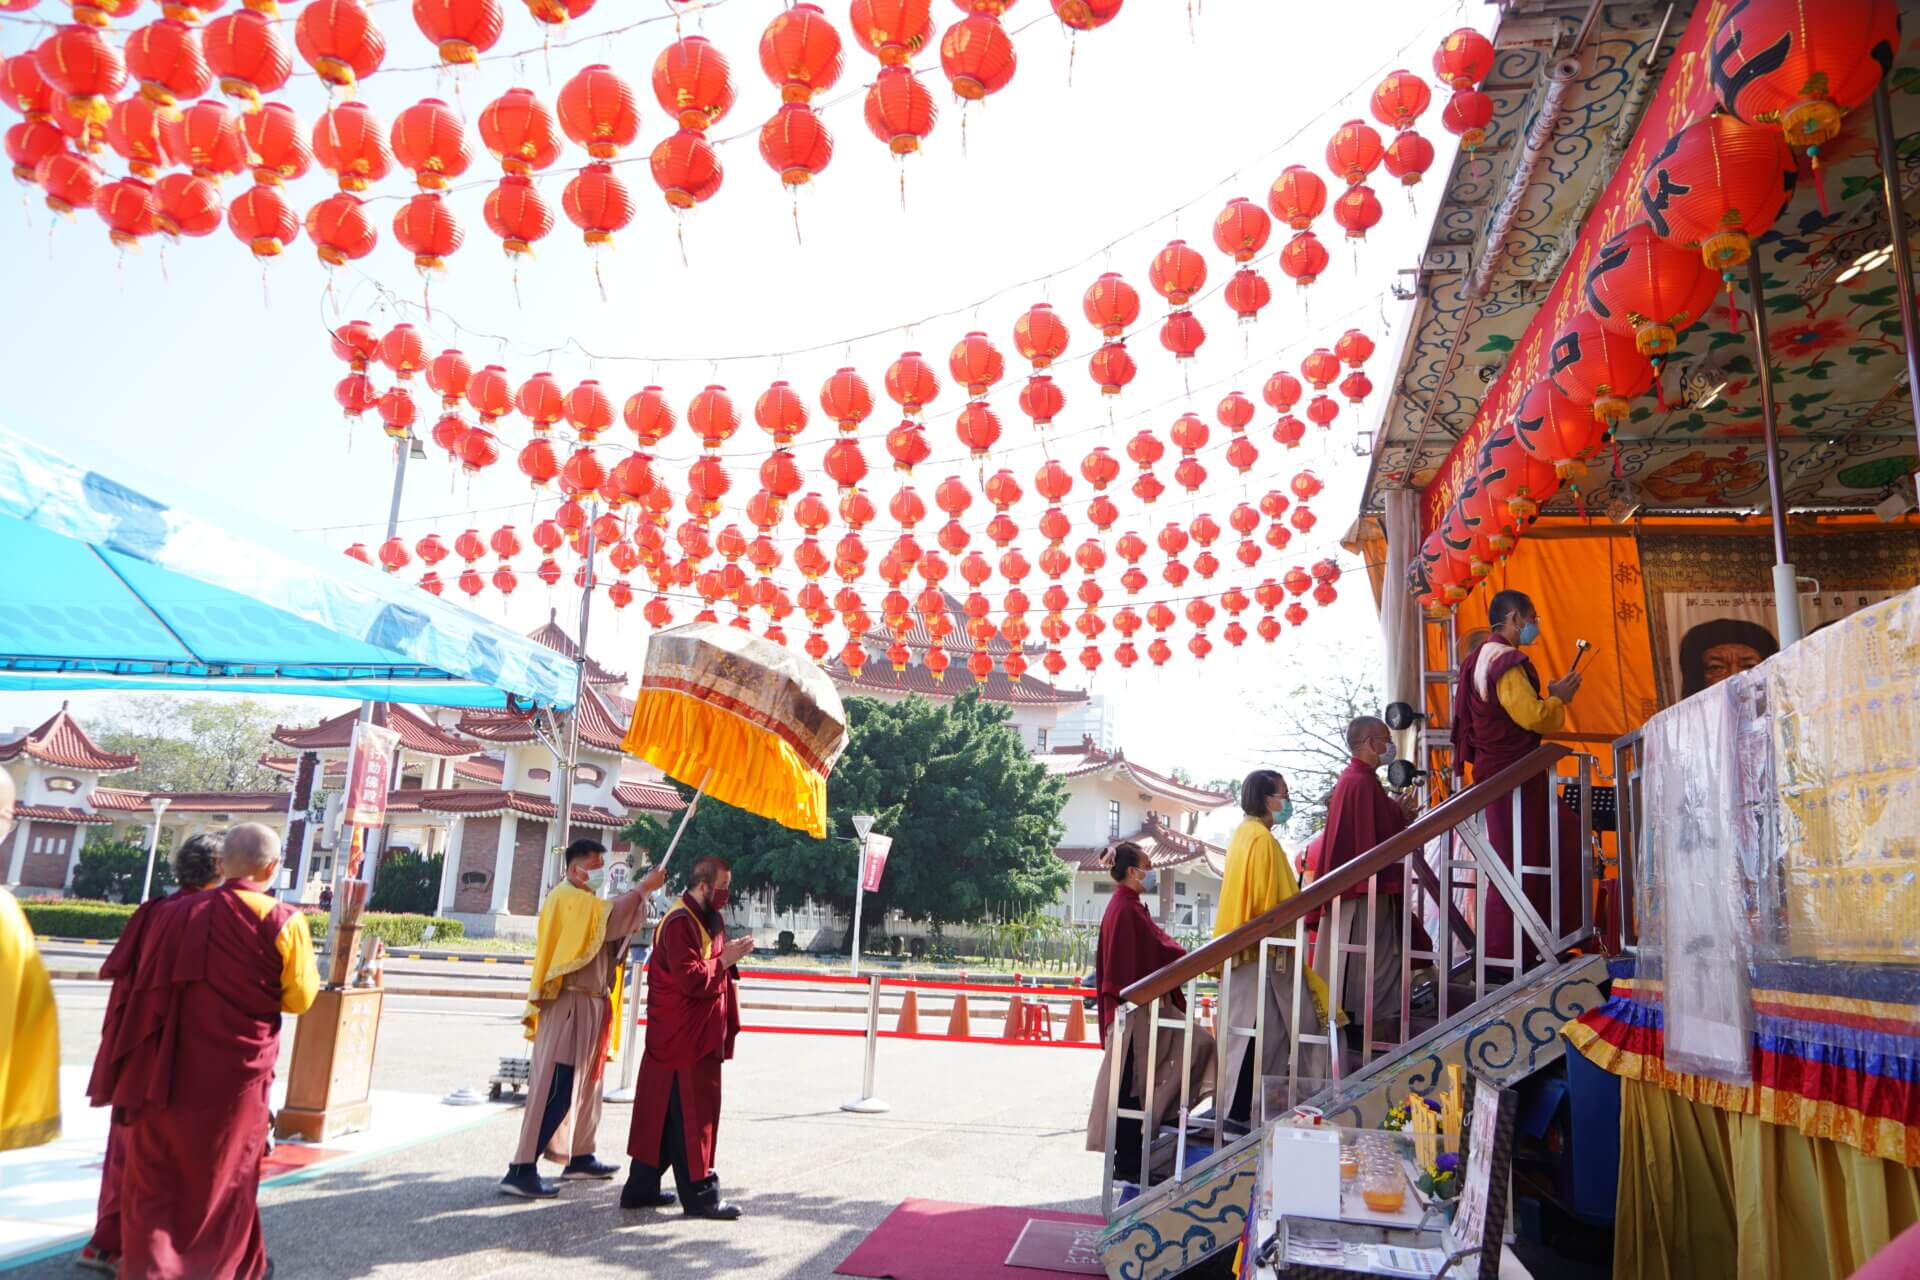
[733,968,1091,1000]
[632,1018,1099,1050]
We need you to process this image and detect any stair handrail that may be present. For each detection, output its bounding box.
[1118,743,1572,1008]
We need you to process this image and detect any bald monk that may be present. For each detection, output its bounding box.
[90,823,318,1280]
[0,768,60,1154]
[500,838,667,1199]
[79,834,225,1275]
[622,854,751,1220]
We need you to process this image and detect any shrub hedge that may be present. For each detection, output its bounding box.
[25,897,463,947]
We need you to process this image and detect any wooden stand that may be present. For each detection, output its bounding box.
[274,986,384,1142]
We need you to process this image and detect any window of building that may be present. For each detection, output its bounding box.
[1036,727,1048,751]
[1175,880,1189,896]
[528,767,551,782]
[573,764,605,785]
[1094,881,1113,895]
[1107,799,1121,838]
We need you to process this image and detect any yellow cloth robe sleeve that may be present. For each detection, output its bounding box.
[235,886,320,1015]
[0,888,59,1151]
[522,882,611,1040]
[1213,818,1335,1023]
[1496,666,1566,735]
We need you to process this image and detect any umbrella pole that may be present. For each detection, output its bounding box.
[655,766,714,872]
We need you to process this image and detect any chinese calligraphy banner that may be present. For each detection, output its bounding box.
[343,720,400,830]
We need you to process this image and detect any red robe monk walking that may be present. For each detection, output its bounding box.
[622,854,750,1220]
[1453,589,1586,968]
[79,834,225,1275]
[1310,717,1421,1058]
[499,838,666,1199]
[87,822,318,1280]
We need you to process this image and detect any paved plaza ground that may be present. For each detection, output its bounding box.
[19,979,1107,1279]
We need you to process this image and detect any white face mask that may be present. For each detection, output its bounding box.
[1376,742,1397,766]
[583,867,606,893]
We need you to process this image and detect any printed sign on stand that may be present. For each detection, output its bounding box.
[343,721,400,830]
[860,833,894,893]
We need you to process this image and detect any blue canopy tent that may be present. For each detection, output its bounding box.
[0,427,578,710]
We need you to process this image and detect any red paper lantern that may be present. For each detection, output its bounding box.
[93,176,156,247]
[1710,0,1898,155]
[885,421,931,471]
[305,191,376,264]
[204,9,290,108]
[1338,372,1372,405]
[949,331,1004,397]
[1273,415,1305,449]
[940,13,1014,100]
[1090,342,1135,396]
[864,64,935,153]
[240,101,310,186]
[1268,164,1326,229]
[1052,0,1121,32]
[688,385,740,449]
[106,97,171,178]
[759,101,832,187]
[458,425,500,472]
[1639,112,1795,276]
[378,386,417,440]
[1371,68,1432,130]
[153,171,221,237]
[560,63,639,158]
[412,0,502,66]
[1384,130,1435,185]
[851,0,933,65]
[1264,371,1302,412]
[1224,268,1271,322]
[1307,395,1339,427]
[1583,220,1721,356]
[624,386,676,446]
[479,86,560,174]
[1213,195,1271,262]
[311,100,390,191]
[1080,447,1119,490]
[1332,184,1382,239]
[126,19,209,107]
[824,438,868,492]
[1149,238,1206,305]
[1440,88,1494,151]
[564,379,612,441]
[1217,391,1254,430]
[650,129,721,208]
[1290,470,1323,501]
[1325,118,1384,186]
[1083,272,1139,337]
[1513,379,1606,480]
[1019,374,1063,425]
[1301,348,1340,390]
[517,438,558,487]
[335,372,377,420]
[430,411,470,459]
[755,381,809,445]
[955,402,1001,457]
[886,351,939,414]
[483,173,551,256]
[653,35,734,132]
[1279,230,1330,285]
[1160,311,1205,360]
[1433,27,1494,89]
[295,0,383,89]
[393,190,460,270]
[523,0,590,29]
[562,161,634,245]
[516,371,564,430]
[1548,310,1655,429]
[760,1,843,103]
[389,97,469,193]
[161,100,245,183]
[1478,423,1560,523]
[37,25,124,126]
[227,180,295,257]
[820,368,873,429]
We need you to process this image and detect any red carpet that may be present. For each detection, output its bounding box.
[835,1199,1106,1280]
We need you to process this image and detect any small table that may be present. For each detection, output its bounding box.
[274,986,384,1142]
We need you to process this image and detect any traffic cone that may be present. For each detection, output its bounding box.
[946,993,971,1038]
[896,989,920,1035]
[1002,995,1025,1039]
[1065,997,1089,1043]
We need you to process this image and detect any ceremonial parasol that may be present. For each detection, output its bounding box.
[621,622,849,856]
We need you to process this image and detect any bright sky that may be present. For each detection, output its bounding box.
[0,0,1476,797]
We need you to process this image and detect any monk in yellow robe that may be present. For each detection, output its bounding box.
[1213,768,1333,1128]
[0,767,59,1153]
[500,838,666,1198]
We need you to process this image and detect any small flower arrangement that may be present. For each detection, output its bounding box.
[1380,1092,1441,1132]
[1417,1151,1461,1201]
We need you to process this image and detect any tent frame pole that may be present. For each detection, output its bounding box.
[550,500,599,893]
[1873,80,1920,507]
[1742,258,1804,649]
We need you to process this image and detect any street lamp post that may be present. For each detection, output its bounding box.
[849,813,876,978]
[140,795,171,903]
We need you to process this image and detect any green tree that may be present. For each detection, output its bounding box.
[622,691,1069,948]
[69,838,173,903]
[369,850,442,915]
[1260,670,1386,834]
[92,696,294,793]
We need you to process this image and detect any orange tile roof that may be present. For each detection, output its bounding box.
[272,703,475,758]
[0,707,139,773]
[1055,817,1224,872]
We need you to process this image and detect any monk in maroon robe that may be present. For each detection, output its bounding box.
[1085,842,1215,1183]
[88,823,318,1280]
[622,854,750,1220]
[1309,717,1421,1054]
[79,835,226,1275]
[1452,589,1586,969]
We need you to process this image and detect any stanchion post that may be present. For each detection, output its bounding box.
[840,973,891,1114]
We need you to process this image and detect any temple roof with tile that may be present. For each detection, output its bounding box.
[1038,744,1231,808]
[271,703,476,758]
[1055,816,1226,874]
[0,707,139,774]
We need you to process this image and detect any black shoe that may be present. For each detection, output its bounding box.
[499,1165,560,1199]
[682,1175,742,1221]
[561,1154,620,1181]
[620,1168,674,1210]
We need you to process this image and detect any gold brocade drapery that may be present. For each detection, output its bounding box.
[1615,1078,1920,1280]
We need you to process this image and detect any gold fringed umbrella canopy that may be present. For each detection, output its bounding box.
[622,621,848,839]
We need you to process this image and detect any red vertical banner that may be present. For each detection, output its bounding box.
[860,833,893,893]
[342,719,400,864]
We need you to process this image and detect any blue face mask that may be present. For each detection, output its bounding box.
[1140,870,1159,893]
[1271,798,1293,826]
[1516,621,1541,646]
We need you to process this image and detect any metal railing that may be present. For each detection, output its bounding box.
[1099,744,1595,1215]
[1611,728,1645,951]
